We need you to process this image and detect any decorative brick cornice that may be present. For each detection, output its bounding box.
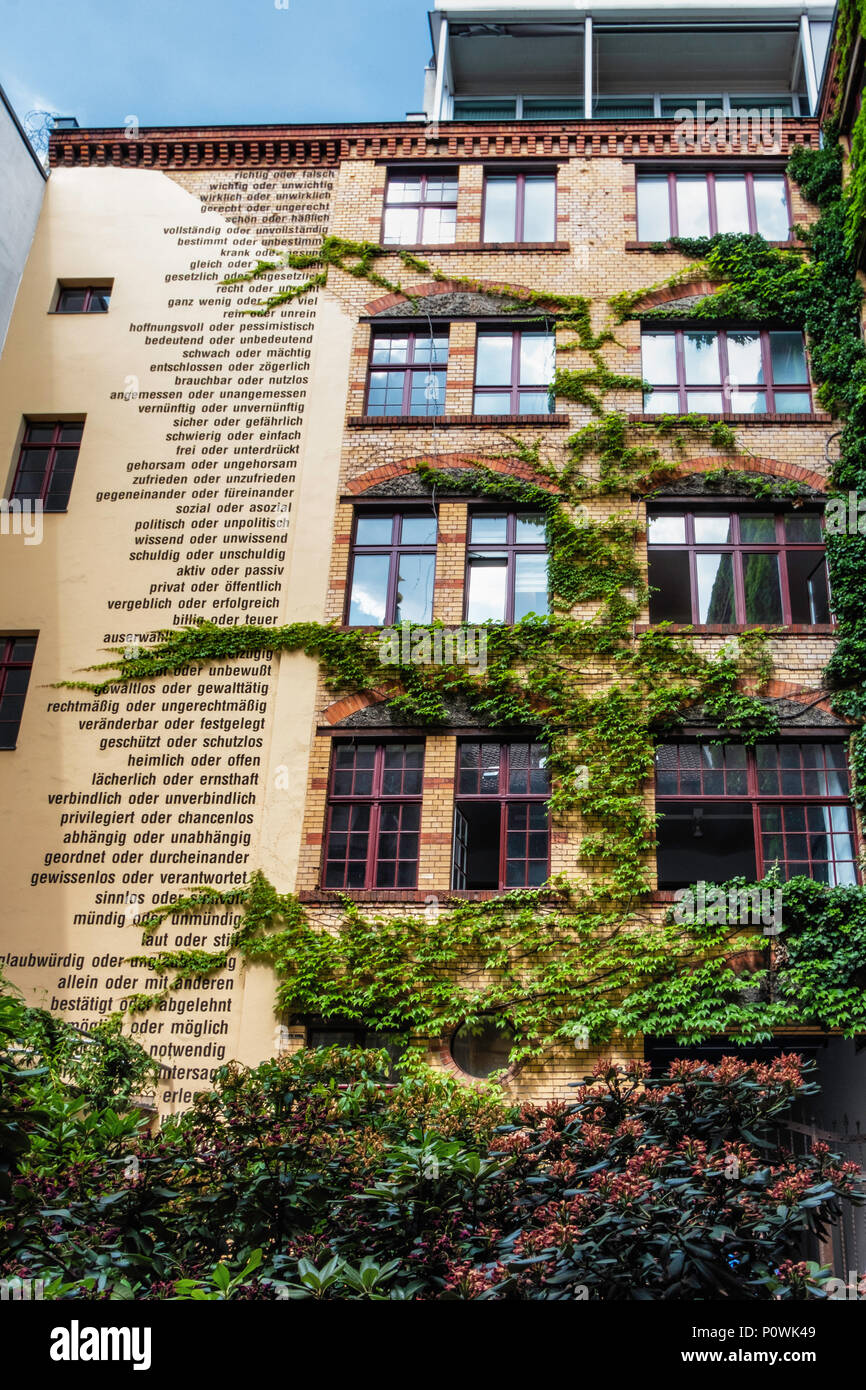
[346,452,561,496]
[664,457,828,493]
[48,119,820,171]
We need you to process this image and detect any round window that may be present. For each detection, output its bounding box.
[450,1019,514,1079]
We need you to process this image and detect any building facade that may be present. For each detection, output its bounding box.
[0,85,46,353]
[1,1,864,1205]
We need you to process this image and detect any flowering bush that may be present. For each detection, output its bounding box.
[0,981,861,1300]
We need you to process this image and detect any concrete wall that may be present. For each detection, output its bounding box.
[0,86,46,353]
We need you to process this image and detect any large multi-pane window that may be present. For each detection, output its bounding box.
[452,741,550,889]
[323,742,424,889]
[483,173,557,242]
[655,742,858,888]
[0,637,36,749]
[465,511,549,623]
[11,421,83,511]
[636,173,791,241]
[474,328,555,415]
[647,507,832,627]
[365,330,448,417]
[641,329,812,415]
[346,511,437,626]
[382,171,458,246]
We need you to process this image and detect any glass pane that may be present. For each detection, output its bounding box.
[26,426,56,443]
[422,207,456,244]
[696,553,735,623]
[412,335,449,365]
[644,390,681,414]
[514,553,549,620]
[10,640,36,662]
[370,335,409,365]
[480,744,501,793]
[483,177,518,241]
[510,514,545,548]
[642,333,677,385]
[395,553,435,624]
[88,290,111,312]
[522,177,556,241]
[715,176,750,233]
[366,371,406,415]
[518,390,552,414]
[637,177,671,240]
[676,176,711,236]
[409,371,445,415]
[58,289,87,312]
[451,1021,514,1078]
[684,333,721,385]
[355,515,394,546]
[726,332,763,384]
[686,392,724,413]
[467,557,507,623]
[387,178,422,204]
[400,515,437,545]
[694,514,732,544]
[784,513,822,543]
[648,514,686,544]
[730,391,768,414]
[470,514,507,544]
[425,177,458,203]
[648,551,692,624]
[743,553,783,623]
[775,392,811,413]
[474,391,513,415]
[348,554,390,626]
[787,552,831,624]
[753,176,790,240]
[383,208,419,245]
[739,514,776,543]
[769,332,807,384]
[475,334,513,386]
[519,333,555,386]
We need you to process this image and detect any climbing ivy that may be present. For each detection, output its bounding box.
[56,160,866,1068]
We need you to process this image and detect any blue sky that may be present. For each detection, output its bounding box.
[1,0,433,129]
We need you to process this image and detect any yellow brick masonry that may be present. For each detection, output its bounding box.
[290,143,842,1099]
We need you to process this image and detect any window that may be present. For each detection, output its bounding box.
[637,173,791,241]
[483,172,556,242]
[11,421,83,511]
[453,100,518,121]
[641,329,811,415]
[452,741,550,889]
[346,511,437,626]
[474,328,555,415]
[307,1023,405,1077]
[465,511,549,623]
[366,330,448,417]
[655,742,858,888]
[383,171,458,246]
[647,508,831,627]
[54,284,111,313]
[0,637,36,749]
[323,742,424,889]
[451,1019,515,1078]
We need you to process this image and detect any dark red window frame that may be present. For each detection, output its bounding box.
[365,328,449,417]
[54,285,111,313]
[641,327,812,415]
[10,421,83,511]
[381,169,459,246]
[655,740,860,887]
[345,508,438,627]
[322,741,424,890]
[463,508,550,624]
[647,505,832,627]
[481,170,558,243]
[473,326,556,416]
[452,740,550,890]
[636,171,792,240]
[0,636,36,749]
